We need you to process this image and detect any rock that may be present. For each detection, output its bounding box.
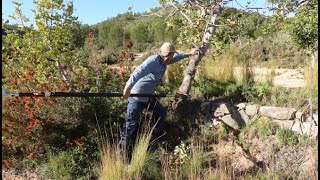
[291,121,302,134]
[273,119,294,129]
[301,122,318,138]
[238,109,250,125]
[214,111,224,117]
[221,115,240,130]
[306,116,313,122]
[235,103,246,110]
[295,111,305,121]
[260,106,296,120]
[245,104,259,117]
[213,103,233,117]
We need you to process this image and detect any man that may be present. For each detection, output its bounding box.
[119,42,199,154]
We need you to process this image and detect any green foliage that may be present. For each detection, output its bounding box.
[287,0,318,51]
[98,21,112,46]
[2,0,86,171]
[213,8,266,49]
[182,142,206,180]
[211,33,308,69]
[201,122,228,144]
[142,152,163,180]
[276,128,314,147]
[2,2,127,178]
[46,151,74,179]
[95,12,179,52]
[172,141,190,166]
[70,23,91,48]
[46,146,98,179]
[276,128,299,146]
[241,117,278,139]
[241,82,273,104]
[130,22,153,43]
[108,25,124,49]
[165,60,187,92]
[269,86,318,111]
[193,76,244,101]
[224,82,243,100]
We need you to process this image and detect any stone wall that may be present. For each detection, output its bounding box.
[200,101,318,138]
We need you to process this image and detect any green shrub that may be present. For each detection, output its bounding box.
[46,146,99,179]
[276,128,314,147]
[241,117,278,139]
[142,152,163,180]
[224,82,243,100]
[276,128,299,146]
[46,151,74,179]
[241,82,273,103]
[267,86,318,112]
[193,76,244,101]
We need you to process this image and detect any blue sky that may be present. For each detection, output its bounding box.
[3,0,273,25]
[2,0,161,25]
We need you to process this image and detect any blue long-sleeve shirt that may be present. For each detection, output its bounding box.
[125,52,189,102]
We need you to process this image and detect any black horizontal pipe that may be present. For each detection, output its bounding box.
[16,92,175,98]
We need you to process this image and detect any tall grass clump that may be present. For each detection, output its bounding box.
[127,124,154,179]
[159,137,208,179]
[183,140,207,180]
[99,118,154,180]
[203,38,258,84]
[203,54,237,82]
[99,136,127,180]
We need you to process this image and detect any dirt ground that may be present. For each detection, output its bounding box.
[233,67,306,88]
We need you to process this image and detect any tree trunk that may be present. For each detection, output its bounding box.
[55,60,73,91]
[178,4,222,95]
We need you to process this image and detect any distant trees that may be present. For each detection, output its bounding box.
[130,22,153,43]
[213,8,267,50]
[108,24,125,49]
[288,0,318,66]
[95,13,180,53]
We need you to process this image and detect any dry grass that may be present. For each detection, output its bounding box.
[100,142,127,180]
[203,56,237,82]
[99,120,154,180]
[202,54,255,84]
[127,125,153,179]
[304,59,318,88]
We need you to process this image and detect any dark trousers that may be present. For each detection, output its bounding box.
[118,97,167,152]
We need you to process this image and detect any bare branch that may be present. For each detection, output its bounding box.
[140,5,169,17]
[187,0,206,8]
[169,8,178,16]
[169,0,194,24]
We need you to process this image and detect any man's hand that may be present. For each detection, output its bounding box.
[189,48,200,56]
[122,87,131,99]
